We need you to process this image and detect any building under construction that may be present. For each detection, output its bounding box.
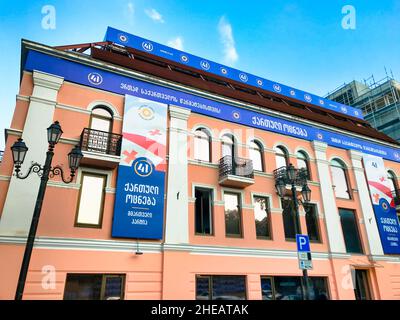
[326,75,400,142]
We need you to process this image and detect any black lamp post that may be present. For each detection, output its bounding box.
[11,121,83,300]
[274,163,311,300]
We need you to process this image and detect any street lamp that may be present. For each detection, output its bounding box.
[11,121,83,300]
[273,164,311,300]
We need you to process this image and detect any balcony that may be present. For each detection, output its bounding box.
[218,155,254,188]
[392,189,400,211]
[79,128,122,168]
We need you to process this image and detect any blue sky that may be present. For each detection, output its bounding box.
[1,0,400,149]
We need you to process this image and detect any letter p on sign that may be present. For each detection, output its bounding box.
[296,234,310,252]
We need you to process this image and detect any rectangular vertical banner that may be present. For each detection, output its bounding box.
[363,154,400,254]
[112,95,167,239]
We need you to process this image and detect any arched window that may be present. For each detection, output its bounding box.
[90,106,113,132]
[249,140,264,171]
[330,159,351,199]
[387,171,398,193]
[221,134,235,158]
[275,146,289,169]
[194,128,211,162]
[297,150,311,180]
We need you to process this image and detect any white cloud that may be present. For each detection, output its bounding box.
[167,36,184,50]
[145,8,165,23]
[125,2,135,23]
[217,16,239,65]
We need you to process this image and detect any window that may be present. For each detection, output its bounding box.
[194,128,211,162]
[330,159,351,199]
[282,199,301,240]
[275,146,289,169]
[304,204,321,242]
[224,192,242,237]
[75,172,107,227]
[221,134,235,158]
[339,209,363,254]
[64,274,125,300]
[254,196,271,239]
[261,276,329,300]
[195,187,213,235]
[354,270,372,300]
[90,106,113,132]
[297,151,311,180]
[249,140,264,171]
[196,275,246,300]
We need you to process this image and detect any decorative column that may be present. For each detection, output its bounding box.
[0,71,64,236]
[348,149,384,256]
[164,105,191,244]
[312,141,346,254]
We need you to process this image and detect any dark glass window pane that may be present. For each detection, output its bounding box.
[261,277,273,300]
[254,197,271,238]
[308,277,329,300]
[354,270,371,300]
[224,193,242,236]
[282,199,301,240]
[339,209,363,253]
[305,204,321,242]
[212,276,246,300]
[196,276,210,300]
[104,276,123,300]
[195,188,212,234]
[274,277,303,300]
[64,274,102,300]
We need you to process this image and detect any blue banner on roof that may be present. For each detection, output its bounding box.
[104,26,364,120]
[24,49,400,163]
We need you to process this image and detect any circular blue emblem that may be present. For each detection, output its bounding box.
[118,34,128,43]
[142,41,154,52]
[304,94,312,102]
[256,79,263,86]
[88,72,103,86]
[289,89,296,96]
[200,60,210,70]
[220,67,228,75]
[232,111,240,120]
[239,73,248,82]
[273,84,281,92]
[379,198,391,213]
[341,106,348,113]
[319,99,325,105]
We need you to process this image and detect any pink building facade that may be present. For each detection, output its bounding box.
[0,30,400,300]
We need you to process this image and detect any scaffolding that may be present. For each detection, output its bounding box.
[326,73,400,142]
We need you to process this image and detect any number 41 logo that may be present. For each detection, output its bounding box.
[134,158,153,177]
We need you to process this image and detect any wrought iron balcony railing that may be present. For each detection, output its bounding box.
[392,189,400,207]
[273,165,308,186]
[80,128,122,156]
[219,155,254,180]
